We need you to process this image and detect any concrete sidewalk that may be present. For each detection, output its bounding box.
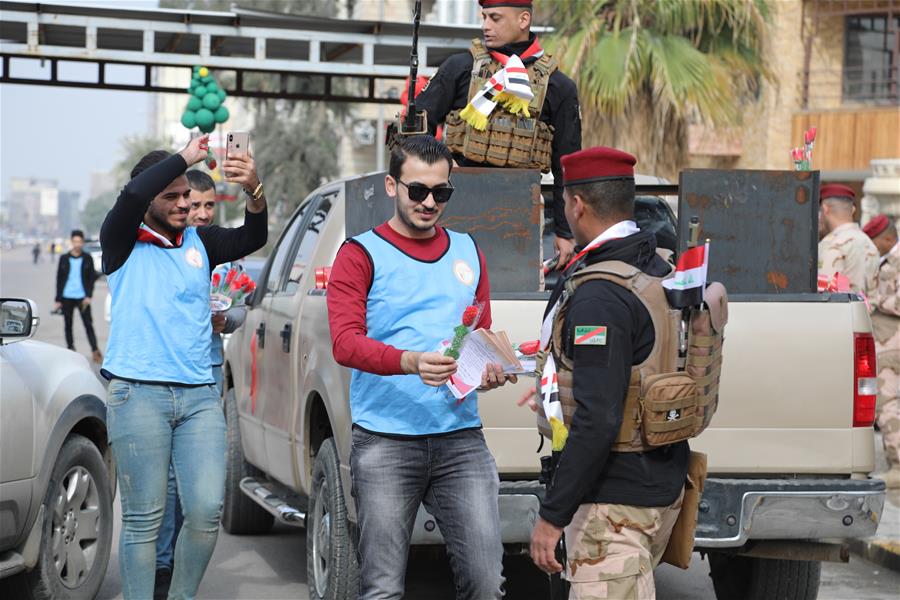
[853,432,900,572]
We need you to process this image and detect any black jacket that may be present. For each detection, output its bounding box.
[539,231,690,528]
[415,35,581,239]
[100,154,268,276]
[56,251,96,302]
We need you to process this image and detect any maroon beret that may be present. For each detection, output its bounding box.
[820,183,856,202]
[863,214,890,239]
[479,0,533,8]
[561,146,637,186]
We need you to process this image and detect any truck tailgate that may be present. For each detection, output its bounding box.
[479,296,875,477]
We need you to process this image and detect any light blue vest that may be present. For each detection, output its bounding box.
[63,256,86,299]
[350,228,482,435]
[103,227,213,384]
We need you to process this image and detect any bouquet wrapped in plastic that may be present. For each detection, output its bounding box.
[210,266,256,312]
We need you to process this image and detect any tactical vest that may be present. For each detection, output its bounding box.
[536,257,727,452]
[443,39,556,172]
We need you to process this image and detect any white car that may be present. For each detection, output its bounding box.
[84,240,103,277]
[0,298,114,599]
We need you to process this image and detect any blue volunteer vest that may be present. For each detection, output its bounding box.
[63,256,86,299]
[350,228,482,435]
[103,227,214,384]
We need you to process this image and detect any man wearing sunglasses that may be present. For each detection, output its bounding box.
[328,135,512,599]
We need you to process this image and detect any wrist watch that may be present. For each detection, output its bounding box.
[245,182,264,201]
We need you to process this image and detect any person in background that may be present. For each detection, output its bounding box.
[54,229,102,362]
[863,214,900,489]
[817,184,879,296]
[32,241,41,264]
[413,0,581,269]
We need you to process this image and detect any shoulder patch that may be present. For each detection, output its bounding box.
[574,325,607,345]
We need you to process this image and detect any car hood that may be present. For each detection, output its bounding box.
[3,340,107,404]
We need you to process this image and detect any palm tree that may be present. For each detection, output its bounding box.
[540,0,771,179]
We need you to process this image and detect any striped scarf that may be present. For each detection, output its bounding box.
[459,38,544,131]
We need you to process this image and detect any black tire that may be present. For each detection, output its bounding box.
[220,385,274,535]
[709,553,821,600]
[307,437,359,600]
[23,434,113,600]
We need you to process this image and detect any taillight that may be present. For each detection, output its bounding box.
[315,267,332,290]
[853,332,877,427]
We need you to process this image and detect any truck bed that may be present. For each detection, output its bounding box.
[481,293,875,478]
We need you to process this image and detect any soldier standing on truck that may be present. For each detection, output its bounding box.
[521,148,690,599]
[412,0,581,268]
[327,135,513,599]
[864,214,900,488]
[818,184,879,296]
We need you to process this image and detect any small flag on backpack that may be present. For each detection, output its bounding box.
[663,242,709,308]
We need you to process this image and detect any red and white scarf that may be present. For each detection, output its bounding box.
[137,223,182,248]
[460,38,544,131]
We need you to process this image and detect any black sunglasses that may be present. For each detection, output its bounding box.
[397,179,454,204]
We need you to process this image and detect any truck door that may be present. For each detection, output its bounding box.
[238,208,307,469]
[258,194,335,487]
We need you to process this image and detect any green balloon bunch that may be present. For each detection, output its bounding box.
[181,66,229,133]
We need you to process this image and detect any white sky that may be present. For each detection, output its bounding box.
[0,1,161,203]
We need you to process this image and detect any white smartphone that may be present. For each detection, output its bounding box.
[226,131,250,159]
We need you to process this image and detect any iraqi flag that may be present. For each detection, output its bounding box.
[663,242,709,308]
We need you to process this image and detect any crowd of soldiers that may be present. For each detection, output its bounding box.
[818,184,900,488]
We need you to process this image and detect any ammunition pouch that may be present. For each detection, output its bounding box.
[445,110,554,172]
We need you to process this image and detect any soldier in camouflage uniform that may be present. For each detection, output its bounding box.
[864,214,900,488]
[817,184,879,297]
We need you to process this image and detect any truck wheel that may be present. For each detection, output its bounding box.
[709,553,821,600]
[221,385,274,535]
[23,434,113,600]
[307,437,359,600]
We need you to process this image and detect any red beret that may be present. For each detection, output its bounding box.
[561,146,637,186]
[863,214,890,239]
[479,0,533,8]
[820,183,856,202]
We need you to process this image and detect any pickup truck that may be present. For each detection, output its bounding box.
[221,170,885,600]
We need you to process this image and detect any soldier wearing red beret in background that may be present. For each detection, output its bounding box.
[414,0,582,269]
[863,214,900,488]
[519,147,689,599]
[817,183,879,296]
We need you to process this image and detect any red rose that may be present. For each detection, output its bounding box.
[462,305,479,327]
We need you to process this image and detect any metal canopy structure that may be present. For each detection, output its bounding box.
[0,0,483,103]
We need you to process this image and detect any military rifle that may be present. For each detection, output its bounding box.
[540,454,568,599]
[386,0,428,148]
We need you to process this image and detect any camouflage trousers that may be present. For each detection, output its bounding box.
[877,399,900,468]
[563,490,684,600]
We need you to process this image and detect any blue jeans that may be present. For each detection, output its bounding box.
[107,380,226,600]
[155,366,223,571]
[350,427,505,599]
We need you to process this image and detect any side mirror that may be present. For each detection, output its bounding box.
[0,298,38,344]
[244,289,258,307]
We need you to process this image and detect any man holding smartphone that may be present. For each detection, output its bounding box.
[100,134,266,600]
[151,167,253,599]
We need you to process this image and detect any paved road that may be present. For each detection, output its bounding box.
[3,244,899,599]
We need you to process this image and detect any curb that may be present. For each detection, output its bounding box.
[849,539,900,573]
